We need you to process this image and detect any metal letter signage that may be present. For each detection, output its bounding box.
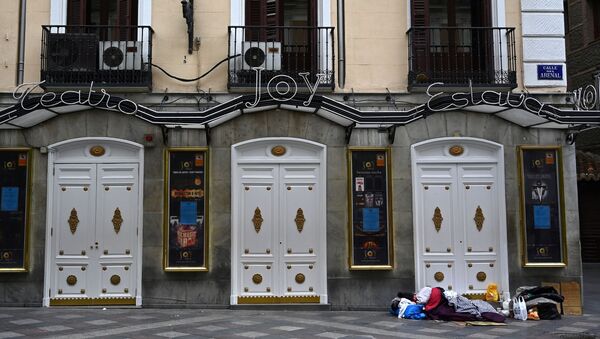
[518,146,567,267]
[164,148,208,271]
[0,149,31,272]
[348,148,393,270]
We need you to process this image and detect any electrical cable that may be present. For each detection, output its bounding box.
[149,54,241,82]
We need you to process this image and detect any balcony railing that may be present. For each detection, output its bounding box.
[407,27,517,89]
[41,25,153,90]
[228,26,334,90]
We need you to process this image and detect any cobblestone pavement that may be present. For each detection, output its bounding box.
[0,307,598,339]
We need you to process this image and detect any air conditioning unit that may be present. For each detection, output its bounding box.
[242,41,281,71]
[99,41,143,70]
[46,33,97,72]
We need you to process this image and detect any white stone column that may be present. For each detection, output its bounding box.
[521,0,567,88]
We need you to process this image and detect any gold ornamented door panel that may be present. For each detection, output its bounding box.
[415,162,503,296]
[50,163,139,306]
[232,138,327,305]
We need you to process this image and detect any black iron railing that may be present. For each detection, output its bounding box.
[407,27,517,88]
[228,26,334,90]
[41,25,153,89]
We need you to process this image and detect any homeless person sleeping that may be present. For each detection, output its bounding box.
[390,287,506,322]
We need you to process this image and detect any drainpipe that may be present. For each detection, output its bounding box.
[337,0,345,89]
[17,0,26,85]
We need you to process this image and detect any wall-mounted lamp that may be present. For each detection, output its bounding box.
[181,0,194,54]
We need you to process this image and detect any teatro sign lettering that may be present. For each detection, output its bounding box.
[12,81,139,115]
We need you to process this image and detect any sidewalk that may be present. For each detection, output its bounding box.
[0,265,597,338]
[0,307,597,339]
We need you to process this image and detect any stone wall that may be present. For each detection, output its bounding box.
[0,108,582,308]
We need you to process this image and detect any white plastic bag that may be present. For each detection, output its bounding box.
[513,296,528,321]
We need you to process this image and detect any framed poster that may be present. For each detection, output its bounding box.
[347,147,393,270]
[0,149,31,272]
[518,146,567,267]
[164,148,208,271]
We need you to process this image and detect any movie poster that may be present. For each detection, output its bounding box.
[0,149,30,271]
[348,148,393,270]
[519,146,566,266]
[164,149,208,271]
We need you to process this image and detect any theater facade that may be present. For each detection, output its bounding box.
[0,0,596,308]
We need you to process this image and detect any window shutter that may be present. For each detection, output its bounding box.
[117,0,138,40]
[411,0,429,27]
[67,0,86,26]
[245,0,266,40]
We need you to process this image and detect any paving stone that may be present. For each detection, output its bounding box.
[316,332,347,338]
[128,315,156,320]
[371,321,404,328]
[466,333,499,339]
[55,314,84,319]
[510,321,540,327]
[571,322,600,327]
[270,326,304,331]
[0,314,13,319]
[156,331,190,338]
[331,316,359,322]
[0,332,25,338]
[236,331,269,338]
[231,320,261,326]
[555,326,589,333]
[488,327,519,334]
[196,325,226,331]
[37,325,73,332]
[9,319,42,325]
[417,328,451,333]
[85,319,117,325]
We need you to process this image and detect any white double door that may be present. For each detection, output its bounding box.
[233,163,325,303]
[48,163,139,305]
[415,163,505,295]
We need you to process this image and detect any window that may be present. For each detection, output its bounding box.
[67,0,138,39]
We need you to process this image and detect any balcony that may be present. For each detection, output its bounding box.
[407,27,517,90]
[228,26,335,90]
[41,25,153,91]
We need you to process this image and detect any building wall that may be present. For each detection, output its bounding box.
[566,0,600,90]
[0,109,581,307]
[0,0,570,94]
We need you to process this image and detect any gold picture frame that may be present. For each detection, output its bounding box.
[163,147,209,272]
[517,145,567,267]
[0,148,32,273]
[347,147,394,270]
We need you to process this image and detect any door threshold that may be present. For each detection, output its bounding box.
[230,303,332,311]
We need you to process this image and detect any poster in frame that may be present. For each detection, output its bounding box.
[0,148,31,272]
[518,145,567,267]
[347,147,393,270]
[163,148,209,271]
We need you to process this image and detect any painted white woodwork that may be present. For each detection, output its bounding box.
[231,138,327,304]
[520,0,567,87]
[43,138,144,307]
[411,138,509,299]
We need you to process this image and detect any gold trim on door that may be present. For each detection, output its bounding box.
[68,208,79,234]
[112,208,123,234]
[294,208,305,233]
[49,297,136,306]
[474,206,485,232]
[237,296,320,304]
[252,207,263,233]
[432,207,443,233]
